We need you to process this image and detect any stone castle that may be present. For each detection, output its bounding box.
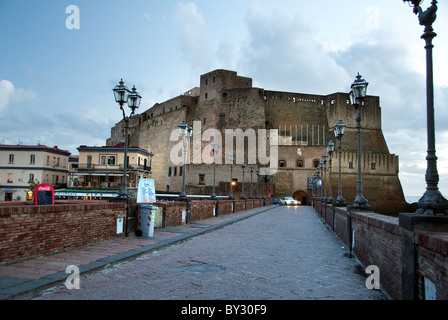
[107,69,409,214]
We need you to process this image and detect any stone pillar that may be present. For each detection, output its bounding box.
[399,213,448,300]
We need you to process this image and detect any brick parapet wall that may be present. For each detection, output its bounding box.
[416,232,448,300]
[350,210,401,300]
[155,201,186,227]
[191,200,216,221]
[0,201,127,264]
[314,200,448,300]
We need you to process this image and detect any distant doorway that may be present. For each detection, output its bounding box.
[292,190,307,205]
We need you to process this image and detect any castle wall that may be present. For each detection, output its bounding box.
[105,69,407,214]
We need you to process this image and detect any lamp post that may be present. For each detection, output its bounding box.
[322,153,328,202]
[210,140,219,199]
[240,159,246,199]
[317,164,322,199]
[249,165,254,199]
[178,120,193,200]
[327,140,335,203]
[349,73,373,211]
[403,0,448,215]
[113,79,142,198]
[228,152,235,199]
[148,152,154,178]
[256,169,260,199]
[334,119,347,207]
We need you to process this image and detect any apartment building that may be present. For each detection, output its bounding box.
[0,144,71,201]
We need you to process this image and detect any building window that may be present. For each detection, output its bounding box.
[168,167,172,177]
[371,163,376,170]
[213,76,216,83]
[297,160,304,168]
[30,154,35,164]
[101,156,107,165]
[7,173,13,183]
[199,174,205,185]
[205,78,208,85]
[205,92,208,99]
[173,167,177,177]
[349,162,354,169]
[179,166,183,176]
[8,154,14,164]
[108,156,116,165]
[279,160,286,168]
[313,160,320,168]
[62,159,66,168]
[219,114,226,122]
[203,118,206,125]
[29,173,34,182]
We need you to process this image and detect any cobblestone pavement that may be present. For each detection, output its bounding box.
[30,205,386,300]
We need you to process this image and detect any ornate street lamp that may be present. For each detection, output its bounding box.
[322,153,328,202]
[403,0,448,215]
[113,79,142,198]
[178,120,193,200]
[228,152,235,199]
[249,165,254,199]
[240,159,246,199]
[327,140,335,203]
[334,119,347,207]
[256,169,260,199]
[210,140,219,199]
[317,162,322,201]
[148,152,154,176]
[349,73,373,211]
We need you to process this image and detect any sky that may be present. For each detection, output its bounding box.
[0,0,447,198]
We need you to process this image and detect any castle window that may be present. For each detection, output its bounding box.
[371,163,376,170]
[173,167,177,176]
[297,160,304,168]
[349,162,354,169]
[219,114,226,122]
[205,92,208,99]
[313,160,320,168]
[199,174,205,185]
[279,160,286,168]
[205,78,208,85]
[213,76,216,83]
[168,167,172,177]
[179,166,183,176]
[203,118,207,125]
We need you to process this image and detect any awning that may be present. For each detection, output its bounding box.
[55,190,118,198]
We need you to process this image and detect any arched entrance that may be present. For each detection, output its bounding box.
[292,190,307,205]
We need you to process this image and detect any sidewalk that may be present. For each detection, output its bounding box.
[0,205,277,300]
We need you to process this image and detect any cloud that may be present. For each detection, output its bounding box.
[237,4,351,94]
[172,2,212,72]
[0,79,36,113]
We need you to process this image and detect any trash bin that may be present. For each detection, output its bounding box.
[139,204,157,237]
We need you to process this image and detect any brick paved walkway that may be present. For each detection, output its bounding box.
[20,205,386,300]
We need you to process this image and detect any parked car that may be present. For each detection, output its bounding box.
[273,198,281,205]
[280,197,300,206]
